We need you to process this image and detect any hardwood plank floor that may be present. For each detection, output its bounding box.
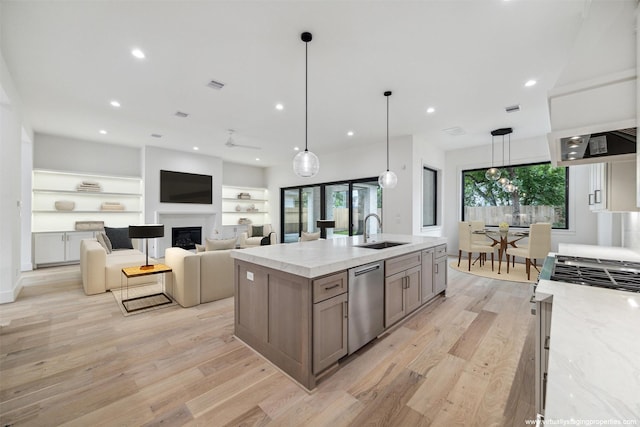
[1,258,536,426]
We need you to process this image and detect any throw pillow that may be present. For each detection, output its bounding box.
[104,227,134,250]
[260,233,272,246]
[250,225,264,238]
[205,237,237,251]
[195,243,206,253]
[300,231,320,242]
[96,232,112,254]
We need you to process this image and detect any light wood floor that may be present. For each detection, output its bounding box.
[1,259,536,426]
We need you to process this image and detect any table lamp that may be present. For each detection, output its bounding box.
[316,220,336,239]
[128,224,164,269]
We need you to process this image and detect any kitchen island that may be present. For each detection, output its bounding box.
[230,234,447,390]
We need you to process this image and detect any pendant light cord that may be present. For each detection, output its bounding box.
[386,94,390,171]
[491,135,494,168]
[305,40,308,153]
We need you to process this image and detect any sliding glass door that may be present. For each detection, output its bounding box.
[281,177,382,242]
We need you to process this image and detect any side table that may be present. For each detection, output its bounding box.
[120,264,173,313]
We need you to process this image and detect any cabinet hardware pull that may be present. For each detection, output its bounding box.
[343,301,348,318]
[435,264,439,274]
[354,264,380,276]
[588,193,594,205]
[324,284,340,291]
[544,336,550,350]
[594,189,601,204]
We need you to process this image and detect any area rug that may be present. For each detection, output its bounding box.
[111,283,177,316]
[449,259,537,283]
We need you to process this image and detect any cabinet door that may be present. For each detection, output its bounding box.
[385,272,406,327]
[236,264,269,342]
[421,249,435,303]
[434,257,447,295]
[65,232,94,261]
[313,292,348,374]
[33,233,67,265]
[404,266,422,315]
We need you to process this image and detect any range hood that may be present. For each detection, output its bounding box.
[548,120,637,167]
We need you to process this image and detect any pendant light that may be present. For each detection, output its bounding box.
[378,91,397,189]
[293,32,320,178]
[485,130,501,181]
[490,127,512,188]
[503,129,517,193]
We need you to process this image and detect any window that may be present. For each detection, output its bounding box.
[422,166,437,227]
[462,162,568,229]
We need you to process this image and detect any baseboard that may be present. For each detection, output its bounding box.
[0,279,23,304]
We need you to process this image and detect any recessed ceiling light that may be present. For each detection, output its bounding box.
[294,146,300,151]
[570,136,581,140]
[567,156,576,160]
[110,100,121,108]
[99,130,107,135]
[255,157,260,161]
[275,103,284,111]
[193,146,199,151]
[524,79,537,87]
[347,131,354,136]
[568,151,578,155]
[131,48,145,59]
[426,107,435,114]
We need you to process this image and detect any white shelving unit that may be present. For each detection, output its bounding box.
[32,169,143,233]
[221,186,270,228]
[32,170,144,267]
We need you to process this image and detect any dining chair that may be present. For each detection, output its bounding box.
[458,221,495,272]
[506,223,551,279]
[470,220,492,245]
[300,231,320,241]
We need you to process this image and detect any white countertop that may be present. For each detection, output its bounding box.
[230,233,447,278]
[536,279,640,421]
[557,243,640,262]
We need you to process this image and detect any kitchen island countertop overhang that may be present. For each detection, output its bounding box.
[230,233,448,278]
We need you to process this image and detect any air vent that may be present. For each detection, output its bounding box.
[151,133,163,138]
[442,126,466,136]
[207,80,225,90]
[175,111,189,118]
[505,104,521,113]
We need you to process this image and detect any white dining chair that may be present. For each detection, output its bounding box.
[458,221,495,272]
[506,223,551,279]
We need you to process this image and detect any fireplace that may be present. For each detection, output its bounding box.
[172,226,202,250]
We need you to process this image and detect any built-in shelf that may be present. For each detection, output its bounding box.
[221,185,270,226]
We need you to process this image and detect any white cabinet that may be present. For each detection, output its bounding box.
[32,169,143,232]
[535,294,553,418]
[221,186,270,227]
[33,231,95,267]
[588,161,639,212]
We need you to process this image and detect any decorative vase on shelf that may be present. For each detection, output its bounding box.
[235,205,242,212]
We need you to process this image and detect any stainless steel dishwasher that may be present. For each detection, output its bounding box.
[348,261,385,354]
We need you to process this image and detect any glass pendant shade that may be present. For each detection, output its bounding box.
[293,149,319,178]
[379,170,397,189]
[504,182,516,193]
[498,176,510,187]
[485,167,501,181]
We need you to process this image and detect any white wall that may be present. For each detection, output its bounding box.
[34,133,141,177]
[144,146,223,255]
[265,136,423,237]
[222,161,266,188]
[413,135,446,236]
[1,51,33,303]
[443,135,598,255]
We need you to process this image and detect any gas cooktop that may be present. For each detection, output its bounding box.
[550,255,640,293]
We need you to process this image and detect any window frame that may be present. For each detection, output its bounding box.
[422,166,438,228]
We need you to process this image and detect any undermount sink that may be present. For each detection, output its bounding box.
[356,241,407,250]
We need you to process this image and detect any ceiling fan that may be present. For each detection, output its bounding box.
[224,130,261,150]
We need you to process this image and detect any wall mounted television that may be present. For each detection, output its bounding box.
[160,170,212,204]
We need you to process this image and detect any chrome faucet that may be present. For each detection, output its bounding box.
[363,213,382,243]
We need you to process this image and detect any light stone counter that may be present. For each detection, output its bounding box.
[557,243,640,262]
[230,233,447,278]
[536,279,640,421]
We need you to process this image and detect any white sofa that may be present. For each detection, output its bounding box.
[238,224,277,248]
[80,238,155,295]
[164,247,234,308]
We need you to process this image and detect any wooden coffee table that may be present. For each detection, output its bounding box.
[120,264,173,313]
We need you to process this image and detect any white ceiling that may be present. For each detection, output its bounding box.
[0,0,627,167]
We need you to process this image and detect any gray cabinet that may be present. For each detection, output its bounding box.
[312,271,348,374]
[421,248,435,303]
[535,295,553,418]
[384,252,422,327]
[33,231,94,267]
[434,244,447,295]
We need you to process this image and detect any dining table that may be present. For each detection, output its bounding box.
[474,228,529,274]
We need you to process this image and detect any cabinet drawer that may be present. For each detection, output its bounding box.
[434,245,447,260]
[313,271,348,303]
[385,251,421,277]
